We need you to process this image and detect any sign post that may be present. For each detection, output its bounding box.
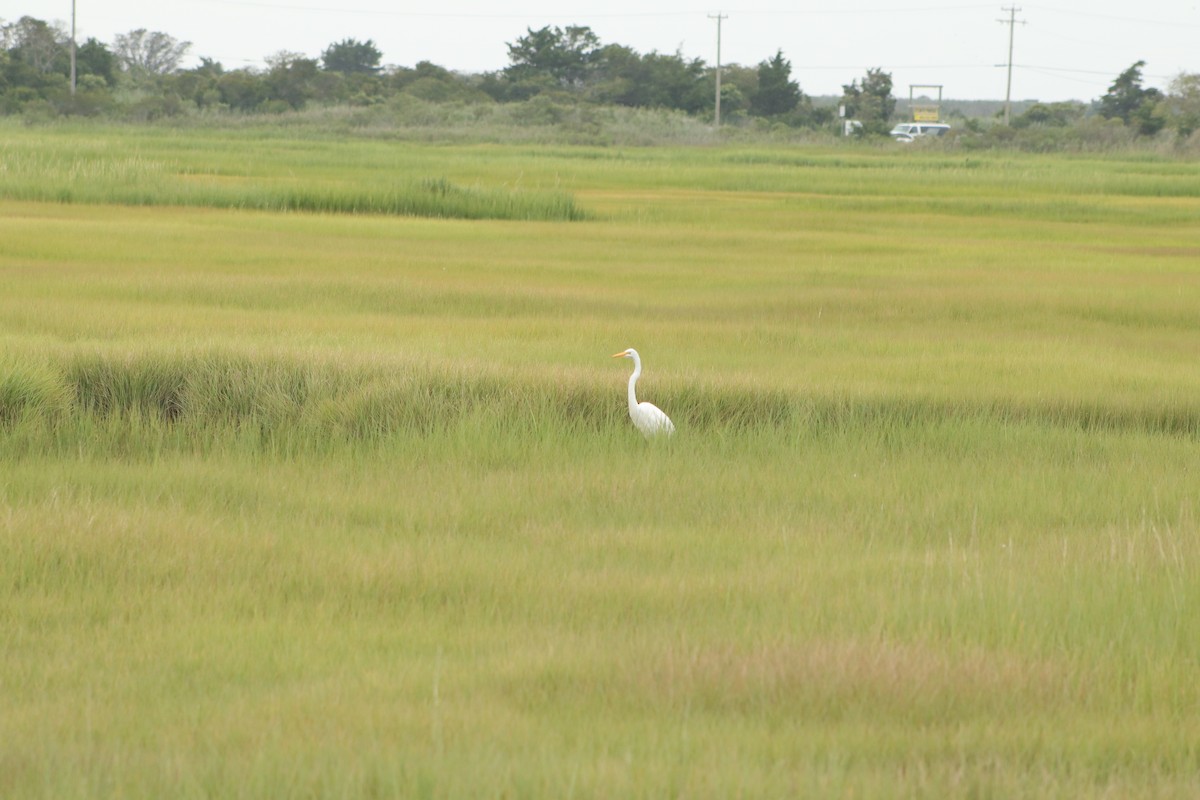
[908,84,943,122]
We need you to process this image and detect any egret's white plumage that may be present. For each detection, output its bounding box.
[611,348,675,438]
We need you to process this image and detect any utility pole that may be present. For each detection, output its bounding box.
[708,12,726,127]
[998,6,1025,125]
[70,0,77,95]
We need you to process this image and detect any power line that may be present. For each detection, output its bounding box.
[187,0,697,18]
[1031,4,1200,29]
[794,63,996,70]
[1018,66,1107,88]
[1016,63,1177,80]
[188,0,997,16]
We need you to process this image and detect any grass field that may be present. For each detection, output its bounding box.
[2,122,1200,797]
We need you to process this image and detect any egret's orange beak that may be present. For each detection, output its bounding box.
[611,351,628,358]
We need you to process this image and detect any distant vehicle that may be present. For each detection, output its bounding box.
[890,122,951,142]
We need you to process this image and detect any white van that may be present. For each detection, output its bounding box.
[889,122,951,142]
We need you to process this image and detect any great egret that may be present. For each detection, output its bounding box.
[611,348,675,438]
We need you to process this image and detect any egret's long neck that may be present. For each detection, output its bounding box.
[627,354,642,412]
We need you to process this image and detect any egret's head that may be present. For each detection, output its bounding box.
[611,348,637,360]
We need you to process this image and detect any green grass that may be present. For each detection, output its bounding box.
[0,128,584,221]
[2,125,1200,797]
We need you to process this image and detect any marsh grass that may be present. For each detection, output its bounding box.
[0,137,583,221]
[3,130,1200,797]
[8,350,1200,462]
[6,122,1200,227]
[4,393,1199,798]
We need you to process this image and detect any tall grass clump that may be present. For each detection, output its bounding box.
[64,352,189,421]
[0,139,583,221]
[12,351,1200,458]
[204,176,584,221]
[0,355,72,423]
[5,351,620,452]
[2,351,917,455]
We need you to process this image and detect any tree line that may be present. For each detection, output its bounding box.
[2,15,1198,141]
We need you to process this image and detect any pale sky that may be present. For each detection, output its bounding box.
[11,0,1200,101]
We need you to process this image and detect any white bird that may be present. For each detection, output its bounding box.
[611,348,675,438]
